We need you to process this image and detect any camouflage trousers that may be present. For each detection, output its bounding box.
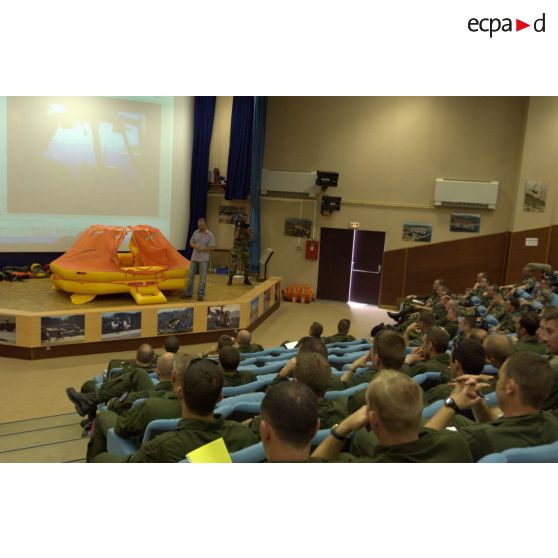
[230,249,250,276]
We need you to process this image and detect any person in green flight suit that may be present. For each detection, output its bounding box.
[490,297,521,334]
[406,326,451,382]
[86,352,189,461]
[520,276,554,312]
[425,352,558,462]
[260,382,323,463]
[311,370,473,462]
[227,217,253,286]
[219,345,257,387]
[66,347,170,418]
[235,330,264,354]
[323,319,356,344]
[423,338,487,407]
[92,357,259,462]
[537,307,558,411]
[513,312,548,356]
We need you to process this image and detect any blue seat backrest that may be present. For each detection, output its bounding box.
[325,383,368,400]
[217,392,265,408]
[222,374,275,397]
[413,371,442,386]
[142,418,180,443]
[238,361,288,376]
[479,440,558,463]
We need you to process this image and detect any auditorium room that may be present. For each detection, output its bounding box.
[2,96,558,465]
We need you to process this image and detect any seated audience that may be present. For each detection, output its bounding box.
[66,351,175,418]
[86,353,190,461]
[425,352,558,461]
[92,358,258,462]
[312,370,472,462]
[491,297,521,334]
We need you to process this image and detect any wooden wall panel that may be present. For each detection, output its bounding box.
[379,249,406,307]
[404,233,509,296]
[380,233,509,304]
[505,227,550,283]
[547,225,558,270]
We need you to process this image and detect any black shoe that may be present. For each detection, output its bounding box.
[227,277,232,286]
[387,311,401,321]
[244,278,252,286]
[180,292,192,299]
[66,387,97,417]
[197,295,204,301]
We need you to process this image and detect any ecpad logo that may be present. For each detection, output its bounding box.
[468,13,546,37]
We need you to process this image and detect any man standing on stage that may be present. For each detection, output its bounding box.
[181,217,215,301]
[227,215,253,286]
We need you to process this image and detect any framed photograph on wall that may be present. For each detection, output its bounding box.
[523,181,547,212]
[402,222,432,242]
[450,213,480,233]
[284,218,312,238]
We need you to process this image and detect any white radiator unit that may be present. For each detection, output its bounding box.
[261,169,318,199]
[434,179,499,210]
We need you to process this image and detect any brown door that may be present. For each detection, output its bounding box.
[316,228,353,301]
[349,230,386,305]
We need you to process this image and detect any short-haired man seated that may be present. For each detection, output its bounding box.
[513,312,547,356]
[406,327,451,381]
[323,319,356,344]
[425,352,558,462]
[91,358,258,462]
[219,345,256,386]
[312,370,472,462]
[236,329,264,354]
[260,382,322,462]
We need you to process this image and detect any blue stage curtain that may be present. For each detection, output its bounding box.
[225,97,254,200]
[249,97,268,272]
[185,97,216,259]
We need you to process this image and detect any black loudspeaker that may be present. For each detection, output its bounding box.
[316,171,339,187]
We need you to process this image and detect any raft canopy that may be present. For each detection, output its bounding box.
[51,224,188,272]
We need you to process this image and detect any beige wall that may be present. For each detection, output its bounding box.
[264,97,527,251]
[205,96,533,289]
[512,97,558,232]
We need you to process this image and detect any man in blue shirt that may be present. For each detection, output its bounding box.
[181,218,215,301]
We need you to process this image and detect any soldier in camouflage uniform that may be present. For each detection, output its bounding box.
[520,276,554,312]
[492,297,522,334]
[228,219,253,286]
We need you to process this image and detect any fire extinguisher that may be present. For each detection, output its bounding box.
[306,239,319,260]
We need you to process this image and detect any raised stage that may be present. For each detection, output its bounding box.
[0,274,282,359]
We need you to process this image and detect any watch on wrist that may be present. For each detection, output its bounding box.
[330,424,349,442]
[444,397,461,414]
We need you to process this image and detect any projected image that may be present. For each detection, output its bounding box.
[0,315,16,344]
[101,311,141,339]
[157,307,193,335]
[7,97,162,216]
[207,305,240,331]
[41,314,85,345]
